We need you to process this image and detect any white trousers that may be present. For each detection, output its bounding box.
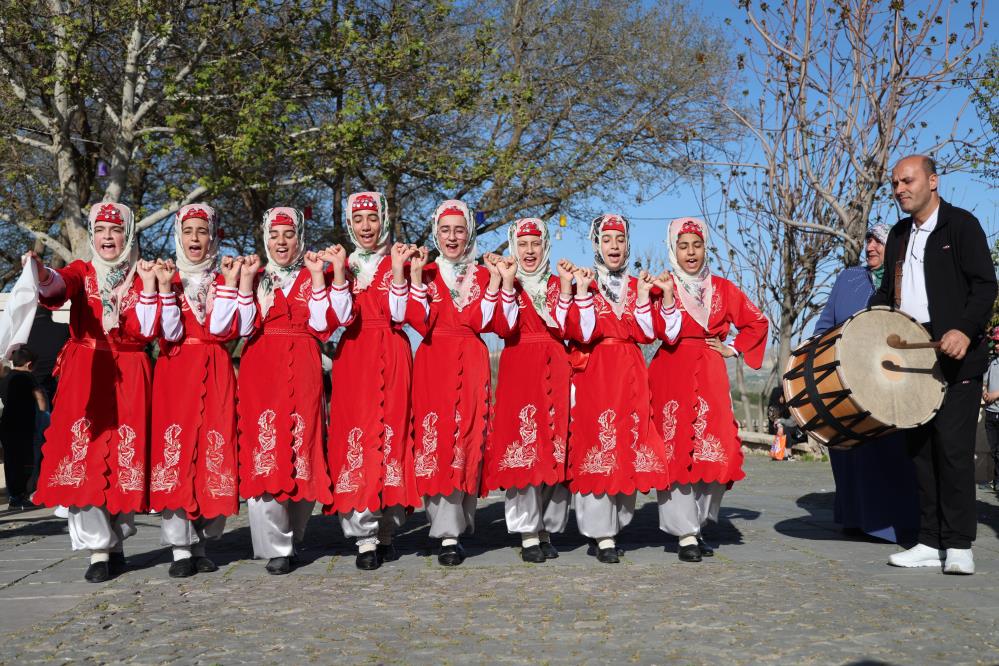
[339,505,407,548]
[160,510,227,556]
[247,494,314,559]
[573,492,636,539]
[424,490,477,539]
[504,484,571,535]
[656,482,725,537]
[67,507,136,552]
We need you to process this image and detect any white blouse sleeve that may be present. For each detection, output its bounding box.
[329,282,353,325]
[209,286,238,336]
[660,303,682,343]
[480,289,499,329]
[136,292,159,338]
[575,293,595,343]
[36,267,66,299]
[388,281,408,323]
[237,290,256,337]
[500,289,518,329]
[159,292,183,342]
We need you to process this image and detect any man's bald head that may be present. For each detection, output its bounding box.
[895,154,937,176]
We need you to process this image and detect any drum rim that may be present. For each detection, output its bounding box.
[834,305,945,429]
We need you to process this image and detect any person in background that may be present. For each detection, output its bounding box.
[1,347,48,509]
[980,327,999,492]
[813,223,919,545]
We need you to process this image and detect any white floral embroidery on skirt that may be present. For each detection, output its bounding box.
[116,424,144,492]
[253,410,278,477]
[205,430,236,497]
[578,409,617,475]
[150,424,182,493]
[50,417,92,487]
[414,412,439,479]
[499,404,539,470]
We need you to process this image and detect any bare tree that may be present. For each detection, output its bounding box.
[711,0,988,374]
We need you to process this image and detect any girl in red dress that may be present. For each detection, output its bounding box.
[28,203,161,582]
[236,207,343,575]
[563,214,671,564]
[481,218,572,563]
[149,204,244,578]
[326,191,420,570]
[406,199,498,566]
[649,217,768,562]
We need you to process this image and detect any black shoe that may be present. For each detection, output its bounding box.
[108,552,127,576]
[376,544,399,563]
[438,543,465,567]
[84,561,110,583]
[265,556,291,575]
[520,544,546,563]
[596,547,620,564]
[696,537,714,557]
[355,550,381,570]
[539,541,559,559]
[168,558,197,578]
[678,544,702,562]
[193,556,218,573]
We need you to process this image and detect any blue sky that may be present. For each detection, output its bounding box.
[477,1,998,307]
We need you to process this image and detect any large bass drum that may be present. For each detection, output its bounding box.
[782,306,945,449]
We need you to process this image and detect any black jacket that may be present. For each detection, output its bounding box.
[869,199,997,382]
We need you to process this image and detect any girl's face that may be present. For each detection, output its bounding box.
[181,218,211,262]
[516,236,543,271]
[599,231,627,271]
[267,225,300,267]
[676,233,705,274]
[350,211,381,250]
[437,214,469,260]
[92,222,125,260]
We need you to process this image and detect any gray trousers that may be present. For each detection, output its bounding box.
[504,484,571,535]
[67,507,136,552]
[656,482,725,537]
[160,510,227,556]
[339,505,407,548]
[573,492,636,539]
[247,494,314,559]
[424,490,477,539]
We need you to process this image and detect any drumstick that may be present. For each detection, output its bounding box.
[886,334,941,350]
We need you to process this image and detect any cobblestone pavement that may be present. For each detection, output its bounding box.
[2,454,999,665]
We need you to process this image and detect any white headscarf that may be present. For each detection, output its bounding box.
[668,216,713,330]
[257,207,306,318]
[173,203,220,324]
[432,199,479,311]
[508,218,556,327]
[346,191,390,290]
[589,213,631,318]
[88,202,138,333]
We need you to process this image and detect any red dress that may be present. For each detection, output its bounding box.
[481,276,570,493]
[236,269,335,504]
[565,280,669,496]
[406,264,492,498]
[149,274,239,519]
[325,257,420,514]
[649,276,768,486]
[33,261,154,514]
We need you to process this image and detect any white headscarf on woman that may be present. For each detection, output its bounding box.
[589,213,631,318]
[88,202,139,333]
[668,216,713,330]
[345,191,390,290]
[257,206,306,318]
[432,199,480,311]
[508,217,556,327]
[173,203,220,324]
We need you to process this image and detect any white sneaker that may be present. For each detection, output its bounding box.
[943,548,974,575]
[888,543,945,568]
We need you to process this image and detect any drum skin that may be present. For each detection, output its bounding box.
[783,307,945,448]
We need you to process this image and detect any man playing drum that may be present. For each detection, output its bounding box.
[871,154,997,575]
